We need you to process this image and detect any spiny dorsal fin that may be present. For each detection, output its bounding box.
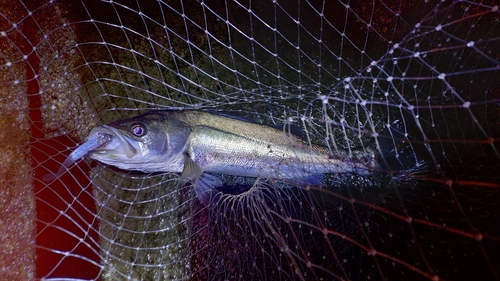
[204,110,308,140]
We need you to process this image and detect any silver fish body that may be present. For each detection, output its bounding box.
[65,110,379,204]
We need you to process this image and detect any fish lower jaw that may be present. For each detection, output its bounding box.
[89,153,138,168]
[89,153,183,174]
[90,150,125,159]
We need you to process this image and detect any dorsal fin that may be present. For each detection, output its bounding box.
[202,110,257,123]
[202,109,308,139]
[271,123,308,140]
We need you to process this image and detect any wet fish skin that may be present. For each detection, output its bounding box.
[85,110,379,204]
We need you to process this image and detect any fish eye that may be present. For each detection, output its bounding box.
[131,123,147,137]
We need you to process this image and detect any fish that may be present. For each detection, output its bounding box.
[46,110,382,205]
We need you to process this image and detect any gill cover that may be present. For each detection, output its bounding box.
[105,112,192,160]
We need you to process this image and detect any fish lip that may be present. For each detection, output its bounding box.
[89,125,138,158]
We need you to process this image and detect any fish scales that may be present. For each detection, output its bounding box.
[187,123,359,180]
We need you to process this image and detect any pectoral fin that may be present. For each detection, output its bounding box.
[180,153,203,184]
[181,154,222,205]
[192,173,222,205]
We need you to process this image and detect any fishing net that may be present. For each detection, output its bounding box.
[1,0,499,280]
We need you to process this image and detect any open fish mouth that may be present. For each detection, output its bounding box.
[89,125,139,158]
[43,125,141,182]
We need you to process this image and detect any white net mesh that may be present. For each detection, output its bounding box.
[1,0,499,280]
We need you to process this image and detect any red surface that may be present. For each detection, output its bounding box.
[21,13,101,280]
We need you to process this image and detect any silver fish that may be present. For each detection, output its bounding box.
[52,110,380,204]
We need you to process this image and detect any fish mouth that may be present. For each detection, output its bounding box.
[88,125,139,158]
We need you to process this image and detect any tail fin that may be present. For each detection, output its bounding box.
[373,120,423,175]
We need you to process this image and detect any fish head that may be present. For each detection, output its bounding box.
[87,112,191,171]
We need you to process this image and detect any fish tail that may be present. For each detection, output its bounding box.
[373,120,424,175]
